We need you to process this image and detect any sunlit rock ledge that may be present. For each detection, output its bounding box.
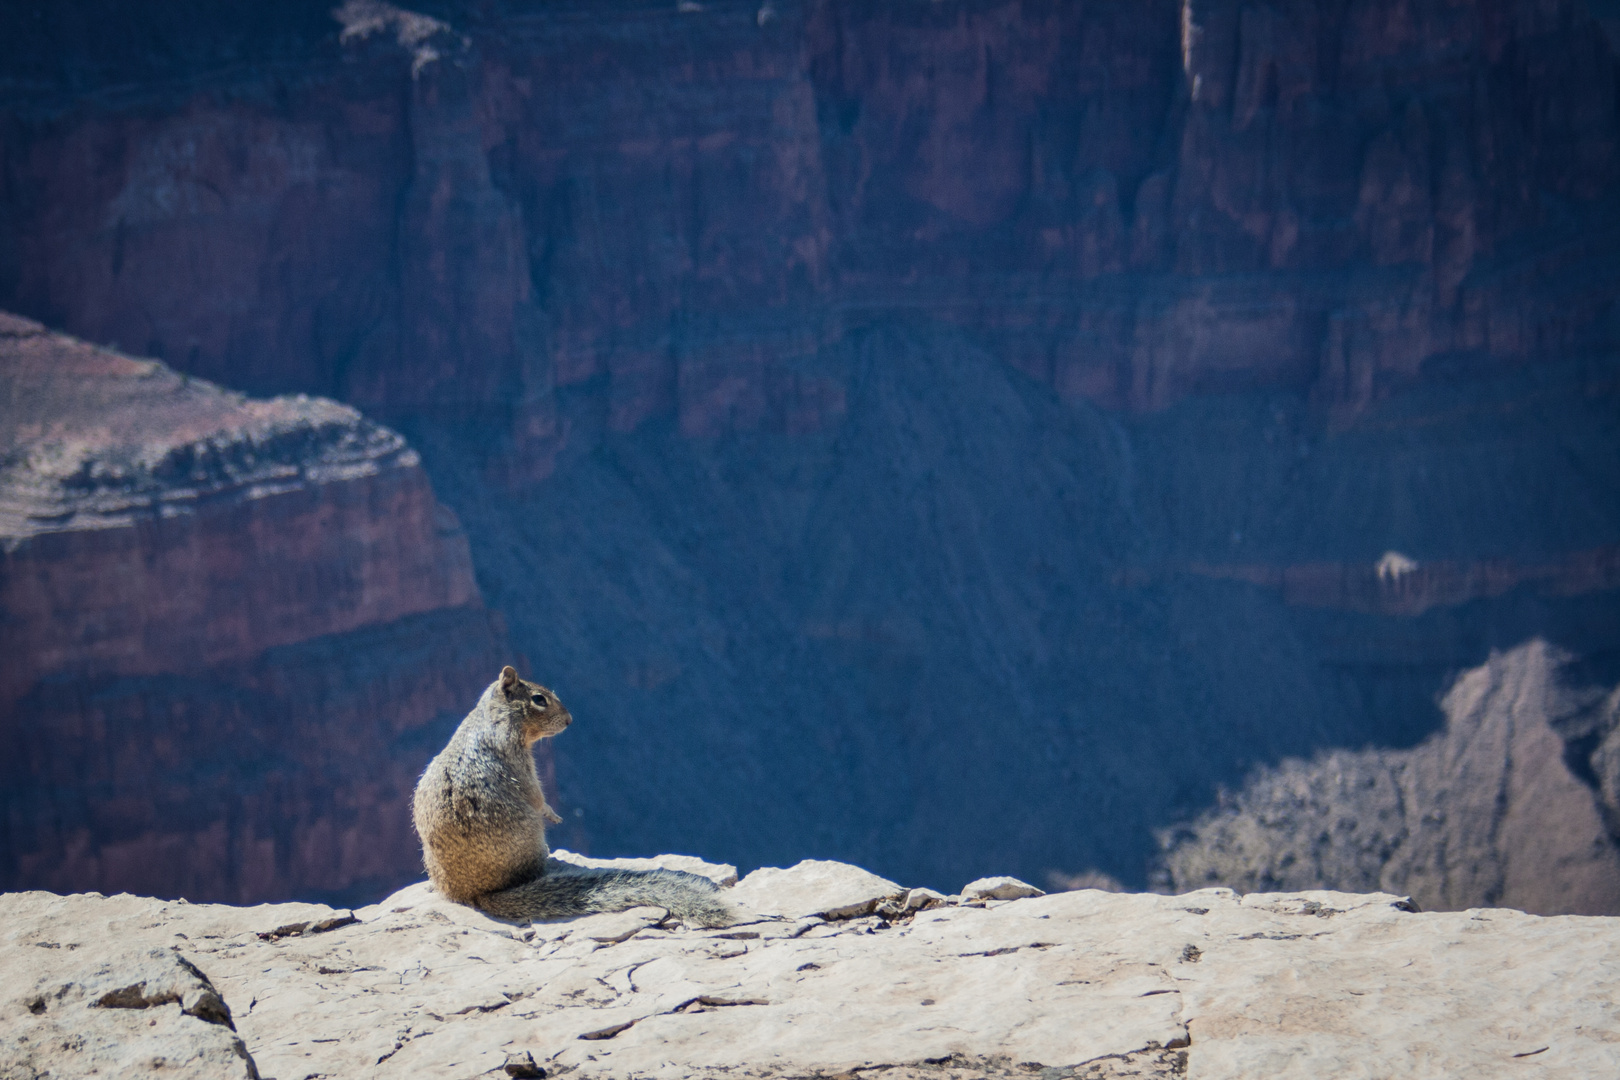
[3,855,1617,1080]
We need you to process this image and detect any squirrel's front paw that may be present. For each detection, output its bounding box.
[543,807,564,825]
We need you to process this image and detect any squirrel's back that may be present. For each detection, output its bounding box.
[412,727,544,902]
[412,666,732,927]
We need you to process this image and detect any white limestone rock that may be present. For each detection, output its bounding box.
[728,858,905,919]
[2,867,1618,1079]
[962,875,1047,901]
[556,906,668,944]
[904,886,947,910]
[1,930,259,1080]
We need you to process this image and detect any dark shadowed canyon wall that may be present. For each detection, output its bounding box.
[6,0,1618,427]
[2,0,1619,908]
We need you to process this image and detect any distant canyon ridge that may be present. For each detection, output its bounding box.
[2,0,1619,910]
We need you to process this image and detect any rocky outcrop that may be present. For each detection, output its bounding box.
[2,946,258,1080]
[0,313,513,904]
[4,861,1619,1078]
[1157,641,1620,915]
[0,312,477,697]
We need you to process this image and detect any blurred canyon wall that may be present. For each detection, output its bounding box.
[2,0,1619,907]
[0,313,514,905]
[3,0,1617,432]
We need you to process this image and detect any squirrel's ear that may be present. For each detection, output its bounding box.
[500,666,519,692]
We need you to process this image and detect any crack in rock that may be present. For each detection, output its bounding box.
[576,994,770,1041]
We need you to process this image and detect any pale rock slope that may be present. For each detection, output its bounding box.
[3,856,1617,1080]
[1158,640,1620,914]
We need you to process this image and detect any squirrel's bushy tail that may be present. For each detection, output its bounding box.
[476,863,733,928]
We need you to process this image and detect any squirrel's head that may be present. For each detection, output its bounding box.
[495,665,573,745]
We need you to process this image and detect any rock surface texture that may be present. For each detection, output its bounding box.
[3,859,1618,1080]
[0,313,513,905]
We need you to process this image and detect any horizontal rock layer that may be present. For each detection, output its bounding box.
[3,861,1618,1078]
[0,315,515,904]
[0,312,479,695]
[0,0,1616,431]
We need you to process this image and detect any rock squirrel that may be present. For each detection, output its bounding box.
[412,666,733,926]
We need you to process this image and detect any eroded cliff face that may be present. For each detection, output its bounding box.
[1157,640,1620,915]
[1,1,1618,900]
[0,313,514,904]
[4,1,1617,432]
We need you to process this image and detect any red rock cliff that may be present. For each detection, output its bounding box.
[2,0,1615,445]
[0,312,515,904]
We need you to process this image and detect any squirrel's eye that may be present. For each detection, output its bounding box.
[531,693,547,707]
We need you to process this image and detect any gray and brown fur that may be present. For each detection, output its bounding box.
[412,666,732,926]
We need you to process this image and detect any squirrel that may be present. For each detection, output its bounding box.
[411,666,733,927]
